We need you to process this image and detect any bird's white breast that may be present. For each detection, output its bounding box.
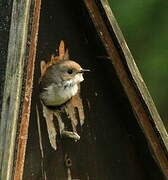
[41,73,84,106]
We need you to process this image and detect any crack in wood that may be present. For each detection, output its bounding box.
[39,41,85,150]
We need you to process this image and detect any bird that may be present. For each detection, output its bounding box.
[39,59,90,106]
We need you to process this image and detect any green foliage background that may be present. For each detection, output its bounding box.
[108,0,168,129]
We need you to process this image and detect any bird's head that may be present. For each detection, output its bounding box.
[56,60,90,85]
[40,59,90,90]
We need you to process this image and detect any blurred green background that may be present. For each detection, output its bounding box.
[108,0,168,129]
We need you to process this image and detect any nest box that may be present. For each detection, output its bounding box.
[0,0,168,180]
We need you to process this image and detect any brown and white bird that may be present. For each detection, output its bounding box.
[40,59,90,106]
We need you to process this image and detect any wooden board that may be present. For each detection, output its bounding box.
[22,0,166,179]
[0,0,41,179]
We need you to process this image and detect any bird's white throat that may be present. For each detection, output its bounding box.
[65,73,84,87]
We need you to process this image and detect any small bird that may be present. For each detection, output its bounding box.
[40,59,90,106]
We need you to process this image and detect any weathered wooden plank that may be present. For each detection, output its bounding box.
[100,0,168,153]
[0,0,32,179]
[13,0,41,179]
[83,0,168,179]
[0,0,13,114]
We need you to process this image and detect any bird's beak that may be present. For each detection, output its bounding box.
[78,69,90,73]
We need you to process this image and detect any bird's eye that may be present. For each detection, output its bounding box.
[67,69,73,74]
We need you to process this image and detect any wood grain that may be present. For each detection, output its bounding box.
[0,0,33,179]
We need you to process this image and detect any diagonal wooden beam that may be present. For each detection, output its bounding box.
[83,0,168,178]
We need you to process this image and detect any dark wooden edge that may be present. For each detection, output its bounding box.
[83,0,168,179]
[0,0,41,179]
